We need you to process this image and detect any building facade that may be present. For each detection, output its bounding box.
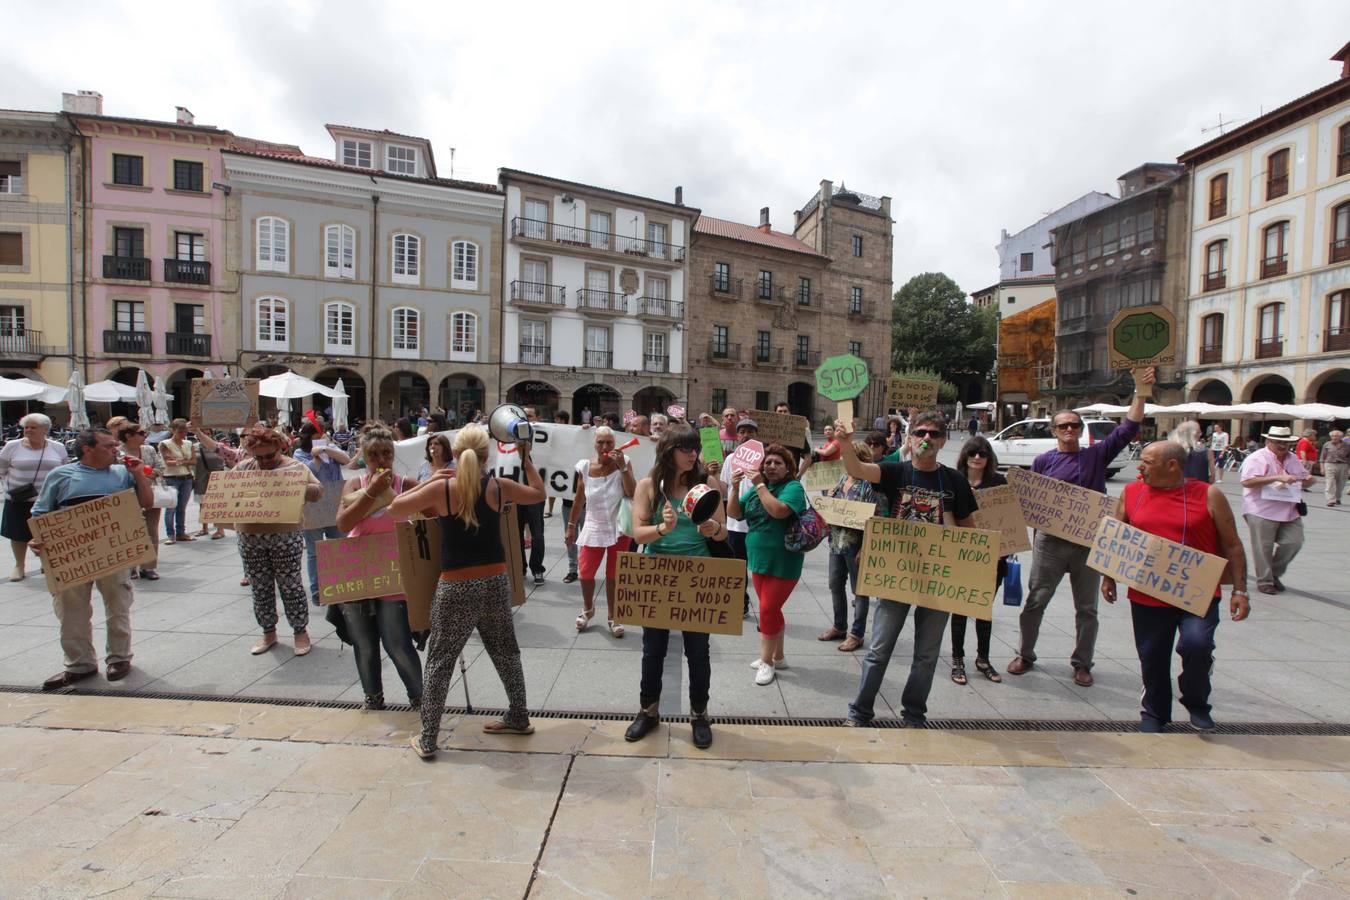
[224,126,503,424]
[971,276,1055,314]
[685,181,892,425]
[1179,48,1350,426]
[995,297,1057,423]
[498,170,694,420]
[0,109,79,394]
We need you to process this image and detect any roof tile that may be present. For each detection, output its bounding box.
[693,215,826,257]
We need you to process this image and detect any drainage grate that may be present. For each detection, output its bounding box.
[3,684,1348,736]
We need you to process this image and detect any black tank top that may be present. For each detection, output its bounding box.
[439,475,505,571]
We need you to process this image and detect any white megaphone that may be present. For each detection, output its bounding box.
[488,403,534,444]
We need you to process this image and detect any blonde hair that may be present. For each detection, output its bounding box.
[450,424,490,529]
[593,425,615,443]
[852,441,871,462]
[1171,420,1203,453]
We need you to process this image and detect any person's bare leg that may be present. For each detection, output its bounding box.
[773,632,786,665]
[10,539,27,580]
[605,576,617,621]
[758,634,775,666]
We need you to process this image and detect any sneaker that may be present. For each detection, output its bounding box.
[533,573,545,586]
[1139,716,1165,734]
[1187,708,1216,732]
[754,661,776,686]
[747,657,788,670]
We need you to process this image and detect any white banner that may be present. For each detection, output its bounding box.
[394,424,659,500]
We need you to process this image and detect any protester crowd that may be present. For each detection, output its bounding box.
[12,364,1331,755]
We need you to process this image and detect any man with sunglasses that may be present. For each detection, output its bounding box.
[1006,367,1155,687]
[835,411,978,726]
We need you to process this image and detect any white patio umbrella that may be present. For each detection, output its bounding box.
[66,370,89,430]
[152,375,170,425]
[258,370,339,400]
[331,378,349,430]
[83,380,141,403]
[966,401,996,411]
[0,377,46,402]
[135,370,154,431]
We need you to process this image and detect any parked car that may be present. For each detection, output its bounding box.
[988,418,1127,478]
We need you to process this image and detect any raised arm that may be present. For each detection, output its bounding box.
[833,417,881,483]
[495,442,545,505]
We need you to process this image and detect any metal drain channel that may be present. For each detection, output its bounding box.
[4,684,1348,736]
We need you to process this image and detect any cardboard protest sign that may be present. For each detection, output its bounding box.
[886,377,939,410]
[750,410,810,450]
[1006,467,1116,548]
[199,467,309,525]
[30,490,153,593]
[836,398,853,427]
[815,353,870,402]
[810,495,876,531]
[190,377,259,429]
[302,480,345,530]
[729,439,764,476]
[667,404,686,420]
[316,531,402,605]
[857,517,1001,621]
[613,552,746,635]
[1087,517,1228,614]
[801,459,845,492]
[1107,305,1175,398]
[969,484,1032,556]
[699,426,724,465]
[397,502,526,632]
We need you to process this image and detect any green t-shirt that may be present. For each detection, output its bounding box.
[742,478,808,579]
[649,495,710,558]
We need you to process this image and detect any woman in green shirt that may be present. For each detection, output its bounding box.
[624,426,728,750]
[729,443,808,686]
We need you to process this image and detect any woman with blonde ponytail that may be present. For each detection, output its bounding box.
[389,424,546,759]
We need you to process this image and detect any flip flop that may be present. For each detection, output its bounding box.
[482,719,535,735]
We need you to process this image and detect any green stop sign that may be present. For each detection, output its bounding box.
[1112,311,1171,360]
[815,354,870,401]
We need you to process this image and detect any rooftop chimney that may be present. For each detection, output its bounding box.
[674,186,683,206]
[758,206,771,233]
[61,90,103,115]
[176,107,194,126]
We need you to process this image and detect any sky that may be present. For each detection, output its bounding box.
[5,1,1349,296]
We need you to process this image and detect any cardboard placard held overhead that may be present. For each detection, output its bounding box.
[613,552,746,635]
[1087,516,1228,614]
[199,468,309,525]
[801,459,845,492]
[969,484,1033,556]
[699,426,724,465]
[190,377,260,429]
[316,531,403,605]
[749,410,810,450]
[1005,467,1117,548]
[1107,305,1176,371]
[810,495,877,531]
[815,353,870,402]
[729,439,764,476]
[857,517,1001,621]
[886,377,940,410]
[30,490,154,593]
[302,480,345,531]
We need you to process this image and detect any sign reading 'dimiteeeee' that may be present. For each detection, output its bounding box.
[815,354,870,402]
[1087,517,1228,614]
[801,459,845,492]
[31,490,154,593]
[613,552,746,635]
[810,495,877,531]
[886,377,940,410]
[857,518,1000,621]
[1006,467,1116,548]
[190,377,260,429]
[968,484,1033,556]
[199,468,309,525]
[316,532,403,605]
[749,410,810,450]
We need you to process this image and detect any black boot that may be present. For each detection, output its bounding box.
[690,706,713,750]
[624,703,660,742]
[363,692,385,711]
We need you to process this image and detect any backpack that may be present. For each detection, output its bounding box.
[784,505,828,553]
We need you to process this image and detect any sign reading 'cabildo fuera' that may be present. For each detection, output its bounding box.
[30,490,154,593]
[613,552,746,635]
[1005,467,1116,548]
[857,518,1000,621]
[199,468,309,525]
[1087,517,1228,614]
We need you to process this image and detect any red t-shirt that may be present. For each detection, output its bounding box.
[816,439,842,462]
[1121,479,1220,608]
[1295,438,1317,466]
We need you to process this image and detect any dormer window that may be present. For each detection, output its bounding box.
[386,145,417,176]
[341,139,372,168]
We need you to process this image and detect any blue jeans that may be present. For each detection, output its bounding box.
[828,549,869,637]
[726,530,749,613]
[340,598,424,702]
[1130,598,1220,726]
[164,476,193,538]
[303,525,341,604]
[849,599,950,725]
[562,500,582,572]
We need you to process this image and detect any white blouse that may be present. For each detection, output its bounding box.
[575,458,627,547]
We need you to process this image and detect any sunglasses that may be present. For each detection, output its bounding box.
[1055,422,1084,431]
[967,450,988,458]
[912,429,945,439]
[674,442,700,453]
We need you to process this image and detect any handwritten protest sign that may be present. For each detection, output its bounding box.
[815,353,870,402]
[316,532,402,605]
[750,410,810,450]
[801,459,844,492]
[810,495,876,531]
[190,377,259,429]
[729,439,764,476]
[1006,467,1117,547]
[886,377,939,410]
[199,468,308,525]
[1087,517,1228,614]
[857,518,1000,621]
[397,502,525,632]
[969,484,1032,556]
[613,552,745,635]
[302,481,344,530]
[699,426,724,465]
[30,490,153,593]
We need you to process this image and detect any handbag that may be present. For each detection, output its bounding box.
[1296,500,1308,517]
[152,484,179,509]
[7,443,50,503]
[784,505,827,553]
[1002,556,1024,606]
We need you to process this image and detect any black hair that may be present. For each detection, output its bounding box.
[911,411,948,434]
[393,417,415,440]
[956,435,999,478]
[298,420,319,454]
[650,425,706,501]
[74,428,113,457]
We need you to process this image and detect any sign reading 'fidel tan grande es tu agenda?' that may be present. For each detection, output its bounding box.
[857,517,1001,621]
[1087,516,1228,614]
[969,484,1032,556]
[886,377,940,410]
[189,377,260,429]
[316,531,403,605]
[30,490,154,593]
[199,467,309,525]
[613,552,746,636]
[810,495,877,531]
[1005,466,1117,548]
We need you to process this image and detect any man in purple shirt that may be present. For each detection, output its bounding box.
[1007,367,1153,687]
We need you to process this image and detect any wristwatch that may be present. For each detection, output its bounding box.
[1231,590,1249,597]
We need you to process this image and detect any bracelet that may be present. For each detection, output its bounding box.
[1231,589,1249,597]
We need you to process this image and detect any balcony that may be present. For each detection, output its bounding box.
[710,275,743,299]
[103,255,150,280]
[1203,271,1226,292]
[166,332,211,357]
[1255,336,1283,359]
[1260,255,1288,279]
[520,343,550,366]
[577,288,627,315]
[1326,329,1350,352]
[1059,314,1091,336]
[0,175,23,195]
[753,346,782,366]
[510,216,685,262]
[1208,199,1226,220]
[794,349,821,368]
[164,258,211,285]
[708,341,741,363]
[754,284,784,304]
[584,349,612,369]
[511,280,566,307]
[643,354,669,373]
[635,297,684,320]
[1331,238,1350,264]
[103,329,151,354]
[795,289,816,309]
[848,300,872,318]
[1200,344,1223,364]
[0,329,42,360]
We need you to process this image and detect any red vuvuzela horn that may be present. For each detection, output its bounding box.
[616,437,640,451]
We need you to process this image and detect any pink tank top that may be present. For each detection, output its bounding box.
[349,473,406,602]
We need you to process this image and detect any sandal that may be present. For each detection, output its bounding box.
[976,659,1003,683]
[951,659,968,685]
[240,576,251,587]
[211,530,225,540]
[482,719,535,735]
[608,619,625,638]
[575,608,594,631]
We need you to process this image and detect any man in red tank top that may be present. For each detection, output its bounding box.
[1100,442,1251,733]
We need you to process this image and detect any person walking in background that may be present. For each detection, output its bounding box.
[729,443,808,686]
[1321,429,1349,506]
[0,413,66,582]
[886,418,904,451]
[1209,422,1230,482]
[818,441,887,653]
[293,419,351,605]
[566,425,636,638]
[416,433,452,483]
[968,414,979,437]
[158,419,197,545]
[108,417,165,581]
[190,424,248,584]
[517,406,547,585]
[192,426,227,539]
[950,436,1005,685]
[1295,429,1318,492]
[1171,421,1214,484]
[1240,426,1313,594]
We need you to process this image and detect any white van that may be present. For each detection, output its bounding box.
[988,418,1129,478]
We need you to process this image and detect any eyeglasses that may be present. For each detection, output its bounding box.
[912,429,945,439]
[1054,422,1084,431]
[967,450,988,458]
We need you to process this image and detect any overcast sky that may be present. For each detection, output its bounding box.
[6,1,1348,296]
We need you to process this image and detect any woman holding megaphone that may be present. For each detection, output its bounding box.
[390,423,545,760]
[566,425,636,637]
